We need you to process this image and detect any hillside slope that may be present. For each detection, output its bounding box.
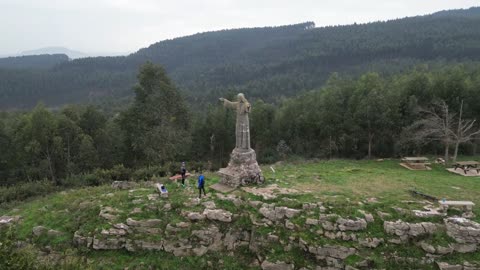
[0,54,68,70]
[1,7,480,109]
[0,160,479,269]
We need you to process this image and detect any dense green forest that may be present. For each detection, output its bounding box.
[1,7,480,109]
[0,54,68,70]
[1,61,480,189]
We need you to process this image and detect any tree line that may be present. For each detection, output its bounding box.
[1,8,480,110]
[1,62,480,187]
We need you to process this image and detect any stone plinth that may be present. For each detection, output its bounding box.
[218,148,262,188]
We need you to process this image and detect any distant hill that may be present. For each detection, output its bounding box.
[1,7,480,110]
[20,47,88,59]
[0,54,69,70]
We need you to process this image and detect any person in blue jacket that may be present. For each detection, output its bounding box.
[198,172,206,199]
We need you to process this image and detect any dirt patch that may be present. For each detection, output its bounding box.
[242,184,300,199]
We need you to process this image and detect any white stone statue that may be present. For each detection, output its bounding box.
[219,93,251,150]
[216,93,262,188]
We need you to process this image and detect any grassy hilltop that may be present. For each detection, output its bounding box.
[1,159,480,269]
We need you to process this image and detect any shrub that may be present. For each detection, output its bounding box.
[62,173,96,187]
[0,180,59,205]
[93,164,132,184]
[132,165,165,180]
[0,228,38,269]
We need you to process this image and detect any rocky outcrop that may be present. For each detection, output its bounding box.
[218,148,262,187]
[126,218,162,234]
[111,181,134,189]
[259,204,301,222]
[203,209,233,222]
[126,218,161,227]
[125,239,163,252]
[336,218,367,231]
[101,228,128,236]
[32,226,48,236]
[436,261,480,270]
[445,217,480,244]
[224,230,250,251]
[436,262,463,270]
[216,193,244,207]
[358,237,383,248]
[99,206,121,221]
[164,240,193,257]
[384,220,438,242]
[92,236,126,250]
[261,260,295,270]
[187,212,206,221]
[0,215,21,228]
[357,210,374,223]
[191,225,223,250]
[450,243,477,253]
[32,226,63,237]
[324,231,356,241]
[316,215,368,232]
[418,241,476,254]
[73,231,93,247]
[308,245,356,260]
[202,201,216,209]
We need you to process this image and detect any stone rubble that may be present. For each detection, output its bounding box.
[308,245,357,260]
[445,217,480,244]
[384,220,438,242]
[358,237,384,248]
[203,209,232,222]
[111,181,134,190]
[9,177,480,268]
[187,211,206,221]
[261,260,295,270]
[99,206,121,221]
[259,204,301,222]
[436,261,480,270]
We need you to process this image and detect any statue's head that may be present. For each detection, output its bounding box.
[237,93,246,103]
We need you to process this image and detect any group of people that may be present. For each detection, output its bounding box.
[180,161,207,199]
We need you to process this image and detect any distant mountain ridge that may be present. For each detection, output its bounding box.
[0,54,69,69]
[1,7,480,110]
[20,47,88,59]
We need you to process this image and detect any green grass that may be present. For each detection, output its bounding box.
[264,159,480,220]
[2,158,480,269]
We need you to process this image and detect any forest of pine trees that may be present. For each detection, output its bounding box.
[1,7,480,109]
[1,62,480,189]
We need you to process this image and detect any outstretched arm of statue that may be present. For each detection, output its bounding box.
[219,97,238,109]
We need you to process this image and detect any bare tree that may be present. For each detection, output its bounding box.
[452,100,480,162]
[407,100,480,164]
[408,100,455,163]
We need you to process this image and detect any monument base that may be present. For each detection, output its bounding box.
[218,148,262,188]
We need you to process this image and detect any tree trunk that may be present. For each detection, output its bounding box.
[367,133,374,159]
[453,141,460,163]
[329,135,332,159]
[473,139,478,155]
[45,147,57,185]
[444,142,450,166]
[66,137,71,176]
[453,100,464,163]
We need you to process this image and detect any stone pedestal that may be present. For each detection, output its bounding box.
[218,148,262,188]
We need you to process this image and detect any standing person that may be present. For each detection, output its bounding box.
[198,172,206,199]
[180,162,186,187]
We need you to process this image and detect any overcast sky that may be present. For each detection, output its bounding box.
[0,0,478,56]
